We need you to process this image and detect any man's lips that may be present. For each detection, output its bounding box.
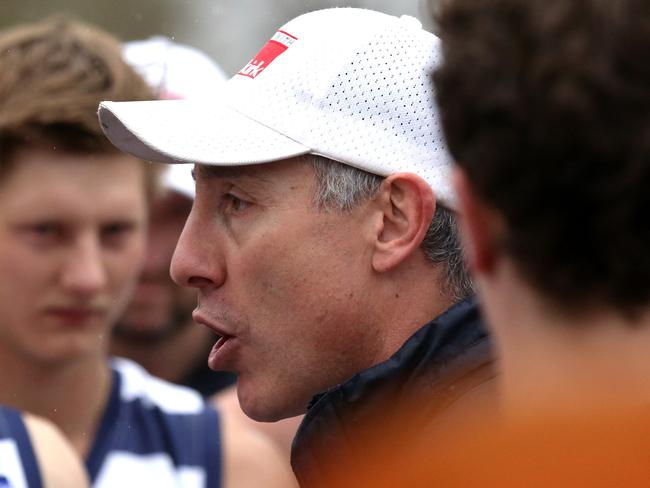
[193,310,238,371]
[192,310,236,338]
[208,335,238,371]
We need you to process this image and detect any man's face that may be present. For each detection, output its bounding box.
[115,191,196,341]
[0,148,148,365]
[171,158,384,421]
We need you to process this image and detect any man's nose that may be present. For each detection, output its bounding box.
[170,211,227,290]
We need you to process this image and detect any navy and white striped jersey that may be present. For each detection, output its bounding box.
[0,406,42,488]
[87,358,222,488]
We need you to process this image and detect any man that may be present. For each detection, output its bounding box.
[1,406,88,488]
[433,0,650,419]
[99,8,496,486]
[0,17,294,488]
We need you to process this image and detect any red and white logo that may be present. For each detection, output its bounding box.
[238,30,298,79]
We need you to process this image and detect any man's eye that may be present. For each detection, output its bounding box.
[222,193,250,213]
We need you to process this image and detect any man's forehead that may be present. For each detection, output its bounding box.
[192,164,274,183]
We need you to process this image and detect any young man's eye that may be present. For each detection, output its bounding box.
[18,222,65,247]
[101,222,137,245]
[103,222,133,235]
[29,223,63,239]
[31,223,60,235]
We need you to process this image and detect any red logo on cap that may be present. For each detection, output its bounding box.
[238,30,298,79]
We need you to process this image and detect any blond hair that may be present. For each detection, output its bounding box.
[0,16,154,167]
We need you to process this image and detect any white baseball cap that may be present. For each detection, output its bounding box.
[99,8,456,208]
[123,36,227,100]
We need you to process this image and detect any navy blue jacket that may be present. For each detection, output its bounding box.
[291,297,496,487]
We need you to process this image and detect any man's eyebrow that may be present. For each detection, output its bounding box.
[193,164,271,183]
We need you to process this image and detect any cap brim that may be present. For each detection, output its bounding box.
[98,100,311,165]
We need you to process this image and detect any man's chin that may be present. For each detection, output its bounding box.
[238,386,308,422]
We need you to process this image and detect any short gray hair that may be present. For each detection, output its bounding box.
[307,154,473,302]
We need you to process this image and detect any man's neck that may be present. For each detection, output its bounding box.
[480,263,650,419]
[111,321,214,384]
[0,350,111,457]
[369,256,456,367]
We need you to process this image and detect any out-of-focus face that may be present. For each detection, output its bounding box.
[0,148,148,365]
[114,191,196,341]
[171,158,385,421]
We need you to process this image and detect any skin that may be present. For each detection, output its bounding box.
[111,191,215,384]
[0,147,297,487]
[114,192,196,340]
[0,147,148,455]
[212,386,304,462]
[220,409,299,488]
[171,157,449,422]
[111,185,298,486]
[113,185,303,458]
[454,167,650,418]
[0,148,148,368]
[25,413,90,488]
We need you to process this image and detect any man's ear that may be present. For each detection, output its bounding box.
[453,167,500,275]
[372,173,435,273]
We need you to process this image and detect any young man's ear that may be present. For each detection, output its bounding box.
[453,167,501,275]
[371,173,435,272]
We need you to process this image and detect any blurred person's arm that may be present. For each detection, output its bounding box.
[220,405,298,488]
[213,386,303,462]
[24,413,89,488]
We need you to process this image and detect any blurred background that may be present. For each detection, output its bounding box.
[0,0,437,76]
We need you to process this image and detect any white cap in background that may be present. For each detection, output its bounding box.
[123,36,227,100]
[123,36,228,198]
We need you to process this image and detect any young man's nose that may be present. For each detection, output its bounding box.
[61,235,107,295]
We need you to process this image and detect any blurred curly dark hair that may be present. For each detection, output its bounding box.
[434,0,650,315]
[0,16,154,175]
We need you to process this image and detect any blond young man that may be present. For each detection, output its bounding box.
[0,17,294,488]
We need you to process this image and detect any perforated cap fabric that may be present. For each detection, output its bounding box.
[99,7,456,208]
